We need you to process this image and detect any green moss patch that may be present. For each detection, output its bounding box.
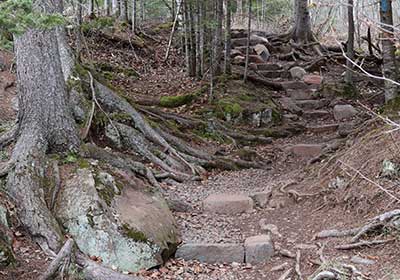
[159,94,196,108]
[122,223,148,243]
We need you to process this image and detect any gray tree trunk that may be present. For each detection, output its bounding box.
[380,0,399,102]
[119,0,128,22]
[7,0,80,252]
[293,0,313,42]
[224,0,232,75]
[345,0,355,85]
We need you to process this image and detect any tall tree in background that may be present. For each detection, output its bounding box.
[379,0,398,102]
[292,0,313,43]
[345,0,355,86]
[119,0,128,22]
[224,0,232,75]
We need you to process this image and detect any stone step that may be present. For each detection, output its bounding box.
[258,70,287,79]
[281,81,310,91]
[302,109,331,119]
[307,123,339,134]
[244,235,275,264]
[295,99,329,110]
[286,89,318,100]
[176,243,244,263]
[290,144,325,158]
[203,194,253,215]
[256,63,283,71]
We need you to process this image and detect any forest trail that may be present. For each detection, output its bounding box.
[1,23,399,280]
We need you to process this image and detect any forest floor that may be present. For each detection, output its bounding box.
[1,21,400,280]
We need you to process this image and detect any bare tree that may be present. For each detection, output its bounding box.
[345,0,355,86]
[380,0,399,102]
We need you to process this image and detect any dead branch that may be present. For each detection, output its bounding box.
[335,239,395,250]
[315,228,360,239]
[339,160,400,202]
[39,238,74,280]
[295,250,303,280]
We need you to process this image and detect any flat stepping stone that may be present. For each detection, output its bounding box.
[279,97,303,115]
[258,70,287,79]
[250,189,272,208]
[307,124,339,134]
[295,99,329,110]
[203,194,253,215]
[287,89,317,100]
[303,74,323,85]
[303,110,331,119]
[176,243,244,263]
[244,235,274,264]
[281,81,309,91]
[290,144,324,158]
[256,63,283,71]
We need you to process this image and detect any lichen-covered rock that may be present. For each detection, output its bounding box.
[55,168,179,272]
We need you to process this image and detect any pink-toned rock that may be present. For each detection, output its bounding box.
[203,194,253,215]
[248,55,266,64]
[303,74,323,85]
[303,109,331,119]
[307,124,339,134]
[290,144,324,157]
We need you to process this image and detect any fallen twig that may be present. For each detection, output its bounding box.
[335,239,395,250]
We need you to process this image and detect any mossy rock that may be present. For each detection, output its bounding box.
[154,22,174,32]
[82,17,115,34]
[159,94,196,108]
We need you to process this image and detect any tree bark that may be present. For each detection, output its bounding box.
[345,0,354,85]
[380,0,398,102]
[7,0,80,252]
[224,0,232,75]
[119,0,128,22]
[293,0,313,43]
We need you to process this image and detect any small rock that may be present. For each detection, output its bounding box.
[244,235,274,264]
[259,221,281,237]
[250,190,272,208]
[176,243,245,264]
[351,256,375,265]
[382,159,399,178]
[290,67,306,80]
[203,194,253,215]
[290,144,324,158]
[328,176,347,189]
[254,44,271,61]
[333,104,357,121]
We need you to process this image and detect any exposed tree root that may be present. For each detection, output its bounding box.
[6,131,64,253]
[76,253,143,280]
[0,125,17,149]
[316,209,400,243]
[85,143,161,188]
[311,271,337,280]
[40,238,74,280]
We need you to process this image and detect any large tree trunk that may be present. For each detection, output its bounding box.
[380,0,398,102]
[7,1,80,252]
[293,0,313,43]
